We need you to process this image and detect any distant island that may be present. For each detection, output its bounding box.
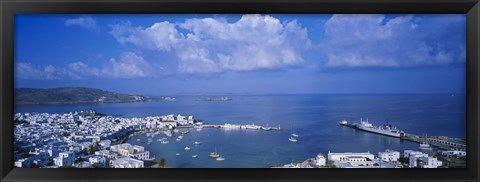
[196,97,231,101]
[14,87,173,105]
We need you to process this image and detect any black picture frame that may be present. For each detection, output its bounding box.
[1,0,479,181]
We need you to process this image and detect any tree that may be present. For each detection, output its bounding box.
[86,146,94,155]
[158,158,166,168]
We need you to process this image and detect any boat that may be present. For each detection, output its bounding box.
[216,157,225,161]
[185,146,191,151]
[244,124,261,130]
[181,131,190,135]
[290,127,299,138]
[223,123,241,129]
[176,153,180,156]
[209,148,220,158]
[216,149,225,161]
[355,118,405,138]
[161,140,169,144]
[192,155,198,158]
[288,137,297,142]
[339,120,348,125]
[137,139,140,141]
[176,138,181,142]
[194,141,201,145]
[261,126,272,131]
[419,134,433,150]
[178,136,183,139]
[209,152,220,158]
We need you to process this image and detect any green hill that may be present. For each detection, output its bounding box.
[15,87,148,105]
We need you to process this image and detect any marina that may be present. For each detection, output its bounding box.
[339,119,466,150]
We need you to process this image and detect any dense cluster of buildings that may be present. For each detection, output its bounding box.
[280,149,445,168]
[13,111,196,168]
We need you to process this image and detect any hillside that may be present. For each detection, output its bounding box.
[15,87,148,105]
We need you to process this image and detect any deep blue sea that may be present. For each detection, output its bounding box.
[16,94,466,168]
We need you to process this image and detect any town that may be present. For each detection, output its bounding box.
[13,111,466,168]
[14,111,197,168]
[275,148,465,168]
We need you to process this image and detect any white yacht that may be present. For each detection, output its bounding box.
[288,137,298,142]
[185,146,191,151]
[216,157,225,161]
[419,134,433,150]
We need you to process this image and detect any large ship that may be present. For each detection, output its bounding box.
[355,118,405,138]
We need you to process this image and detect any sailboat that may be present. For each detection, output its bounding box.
[216,149,225,161]
[419,134,432,150]
[289,127,298,142]
[209,147,220,158]
[291,127,299,137]
[288,137,298,142]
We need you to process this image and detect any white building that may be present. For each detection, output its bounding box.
[421,156,443,168]
[378,149,400,162]
[14,158,32,168]
[53,152,75,167]
[316,153,326,167]
[441,150,466,158]
[327,152,375,161]
[89,155,107,167]
[110,157,144,168]
[130,151,150,160]
[404,150,425,158]
[406,151,442,168]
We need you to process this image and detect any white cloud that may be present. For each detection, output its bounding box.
[15,52,151,80]
[110,14,311,73]
[320,14,465,68]
[65,16,99,32]
[101,52,152,78]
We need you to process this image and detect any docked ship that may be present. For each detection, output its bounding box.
[355,118,405,138]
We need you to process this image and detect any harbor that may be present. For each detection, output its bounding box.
[339,119,466,151]
[178,123,283,131]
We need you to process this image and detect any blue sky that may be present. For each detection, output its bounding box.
[14,14,466,95]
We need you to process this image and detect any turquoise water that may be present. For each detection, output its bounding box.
[16,94,466,168]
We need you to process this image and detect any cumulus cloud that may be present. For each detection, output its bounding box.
[320,14,465,68]
[15,52,151,80]
[65,16,99,32]
[101,52,152,78]
[110,14,311,73]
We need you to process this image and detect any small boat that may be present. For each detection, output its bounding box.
[419,134,433,150]
[181,131,190,135]
[291,127,299,138]
[194,141,201,145]
[176,138,181,142]
[178,136,183,139]
[137,139,140,141]
[209,152,219,158]
[216,157,225,161]
[288,137,298,142]
[210,147,221,158]
[192,155,198,158]
[161,140,169,144]
[176,153,180,156]
[185,146,191,151]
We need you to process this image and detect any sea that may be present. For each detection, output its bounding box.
[15,94,466,168]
